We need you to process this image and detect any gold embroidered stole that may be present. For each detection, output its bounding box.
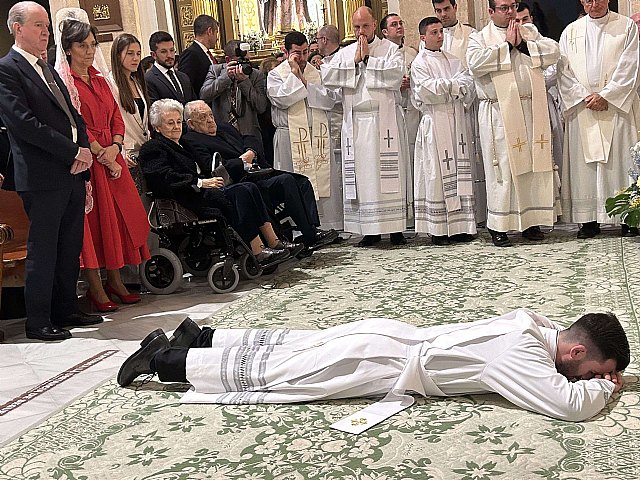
[275,61,331,198]
[566,13,627,164]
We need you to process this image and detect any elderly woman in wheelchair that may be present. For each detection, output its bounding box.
[138,99,300,292]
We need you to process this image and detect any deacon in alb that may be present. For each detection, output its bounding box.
[558,0,640,239]
[118,309,629,434]
[266,31,342,229]
[321,6,409,247]
[467,0,560,247]
[412,17,477,246]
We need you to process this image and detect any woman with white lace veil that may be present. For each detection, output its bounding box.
[55,9,150,312]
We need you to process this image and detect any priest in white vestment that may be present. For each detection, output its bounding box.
[412,17,477,245]
[118,309,629,433]
[321,7,409,247]
[433,0,487,226]
[381,13,420,227]
[467,0,560,247]
[558,0,640,238]
[267,32,343,230]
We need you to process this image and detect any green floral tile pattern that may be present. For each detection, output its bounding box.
[1,233,638,479]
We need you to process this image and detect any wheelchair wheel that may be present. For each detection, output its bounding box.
[140,248,183,294]
[239,252,262,280]
[178,237,214,277]
[207,262,240,294]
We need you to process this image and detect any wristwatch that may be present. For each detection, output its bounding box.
[113,141,123,153]
[362,55,370,65]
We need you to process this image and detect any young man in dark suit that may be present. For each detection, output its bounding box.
[0,1,103,341]
[177,15,219,97]
[145,31,196,105]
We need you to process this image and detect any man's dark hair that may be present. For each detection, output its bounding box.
[517,2,531,13]
[567,312,630,371]
[60,20,99,63]
[419,16,443,35]
[488,0,496,9]
[149,31,174,52]
[284,31,308,51]
[193,14,218,36]
[432,0,457,6]
[379,13,399,31]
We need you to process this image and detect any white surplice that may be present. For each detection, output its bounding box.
[401,46,420,227]
[181,309,616,427]
[411,49,477,236]
[320,37,409,235]
[467,23,559,232]
[267,62,343,229]
[558,12,640,224]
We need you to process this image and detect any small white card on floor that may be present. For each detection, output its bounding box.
[330,393,415,434]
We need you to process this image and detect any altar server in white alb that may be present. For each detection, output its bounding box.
[467,0,560,247]
[118,309,629,434]
[266,32,342,230]
[321,6,409,247]
[412,17,477,246]
[433,0,476,67]
[558,0,640,239]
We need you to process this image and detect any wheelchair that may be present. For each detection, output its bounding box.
[139,196,263,295]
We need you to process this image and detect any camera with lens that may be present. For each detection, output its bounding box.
[234,42,253,76]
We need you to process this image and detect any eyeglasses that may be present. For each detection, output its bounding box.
[493,2,520,13]
[583,0,609,4]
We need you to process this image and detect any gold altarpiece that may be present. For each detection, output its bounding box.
[171,0,390,59]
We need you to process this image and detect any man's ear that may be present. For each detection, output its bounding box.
[382,28,388,37]
[569,344,587,360]
[150,51,157,60]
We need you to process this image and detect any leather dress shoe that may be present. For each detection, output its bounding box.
[577,221,600,239]
[117,329,169,387]
[450,233,475,243]
[356,234,382,247]
[255,247,290,267]
[488,229,512,247]
[621,224,639,237]
[390,232,407,245]
[309,229,339,249]
[26,326,72,341]
[273,240,305,257]
[168,317,201,348]
[431,235,451,246]
[56,311,104,327]
[522,226,545,241]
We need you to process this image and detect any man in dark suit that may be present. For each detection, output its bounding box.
[181,101,337,251]
[145,31,195,106]
[0,117,12,190]
[177,15,219,98]
[0,2,103,341]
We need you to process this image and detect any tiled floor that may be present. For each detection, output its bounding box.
[0,267,282,447]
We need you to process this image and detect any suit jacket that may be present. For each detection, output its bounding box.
[145,65,195,106]
[138,134,230,219]
[181,123,268,174]
[0,117,14,190]
[0,49,89,191]
[200,64,269,139]
[177,41,214,99]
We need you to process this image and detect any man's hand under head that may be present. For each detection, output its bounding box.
[585,93,609,111]
[594,371,624,393]
[201,177,225,189]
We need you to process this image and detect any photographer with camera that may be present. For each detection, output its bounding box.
[199,40,269,141]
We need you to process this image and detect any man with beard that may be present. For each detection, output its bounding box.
[145,31,195,106]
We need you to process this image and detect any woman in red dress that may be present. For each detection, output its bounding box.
[59,19,150,312]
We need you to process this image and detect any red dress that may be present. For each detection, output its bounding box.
[72,67,150,270]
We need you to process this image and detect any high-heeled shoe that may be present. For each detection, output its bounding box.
[105,283,141,304]
[86,290,118,313]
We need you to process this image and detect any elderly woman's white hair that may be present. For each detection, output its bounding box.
[149,99,184,129]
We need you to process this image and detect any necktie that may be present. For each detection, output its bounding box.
[166,69,184,101]
[206,49,217,64]
[36,58,76,129]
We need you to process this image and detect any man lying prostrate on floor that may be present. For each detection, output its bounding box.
[118,309,629,430]
[180,100,337,254]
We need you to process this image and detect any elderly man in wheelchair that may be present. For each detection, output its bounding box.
[138,99,299,293]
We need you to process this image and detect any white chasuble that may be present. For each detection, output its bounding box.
[181,309,616,432]
[443,22,477,68]
[468,23,559,232]
[558,12,640,224]
[267,62,337,198]
[321,37,408,235]
[411,50,477,237]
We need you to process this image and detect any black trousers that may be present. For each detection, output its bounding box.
[18,176,85,330]
[153,327,216,383]
[256,173,320,244]
[219,183,271,244]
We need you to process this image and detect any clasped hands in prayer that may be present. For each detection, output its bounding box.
[584,93,608,111]
[354,34,369,64]
[506,20,523,47]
